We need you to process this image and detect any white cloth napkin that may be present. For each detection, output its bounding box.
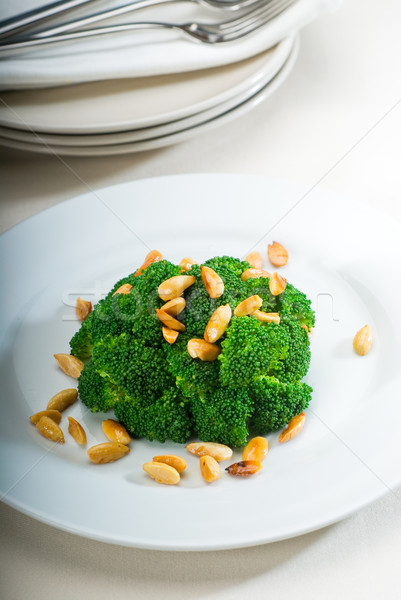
[0,0,341,90]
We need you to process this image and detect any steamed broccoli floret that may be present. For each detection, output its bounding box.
[78,359,123,412]
[219,317,288,388]
[190,388,253,447]
[277,315,311,383]
[114,389,192,443]
[163,333,220,398]
[70,311,94,359]
[91,333,174,403]
[203,255,250,277]
[245,277,276,312]
[249,377,312,433]
[276,282,315,330]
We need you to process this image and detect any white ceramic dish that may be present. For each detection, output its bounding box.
[1,174,400,550]
[0,38,292,134]
[0,37,294,146]
[0,36,298,155]
[0,0,341,90]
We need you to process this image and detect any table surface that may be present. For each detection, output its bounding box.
[1,0,401,598]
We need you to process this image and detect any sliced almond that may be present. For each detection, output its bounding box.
[200,455,221,483]
[156,309,186,332]
[245,251,263,270]
[162,297,186,317]
[187,339,221,361]
[186,441,233,462]
[204,304,232,343]
[242,437,269,462]
[234,295,263,317]
[134,249,163,277]
[113,283,133,296]
[153,454,187,473]
[201,266,224,299]
[54,354,84,379]
[36,416,64,443]
[268,241,288,267]
[268,272,287,296]
[162,327,179,344]
[102,419,131,444]
[47,388,78,411]
[241,268,271,282]
[253,310,280,325]
[30,409,62,425]
[76,297,92,321]
[226,460,262,477]
[180,257,199,271]
[87,442,130,464]
[353,324,373,356]
[279,412,306,443]
[302,324,313,338]
[143,461,180,485]
[68,416,87,445]
[158,275,195,301]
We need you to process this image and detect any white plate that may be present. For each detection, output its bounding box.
[0,37,294,146]
[0,0,341,90]
[1,174,401,550]
[0,37,298,155]
[0,38,293,134]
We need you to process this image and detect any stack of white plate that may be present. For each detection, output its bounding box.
[0,0,341,156]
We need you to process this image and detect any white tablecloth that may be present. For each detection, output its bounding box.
[1,1,401,598]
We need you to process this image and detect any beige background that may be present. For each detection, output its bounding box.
[1,1,401,598]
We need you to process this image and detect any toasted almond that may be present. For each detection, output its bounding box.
[180,257,199,271]
[87,442,130,464]
[162,327,179,344]
[68,416,87,445]
[113,283,133,296]
[186,441,233,462]
[245,251,263,270]
[143,461,180,485]
[54,354,84,379]
[234,295,263,317]
[242,437,269,462]
[153,454,187,473]
[162,297,186,316]
[253,310,280,325]
[353,324,373,356]
[30,410,62,425]
[200,456,221,483]
[158,275,196,301]
[269,272,287,296]
[201,266,224,299]
[36,416,64,443]
[241,268,271,282]
[187,339,221,361]
[279,412,306,443]
[156,309,186,332]
[134,250,163,277]
[76,297,92,321]
[226,460,262,477]
[102,419,131,444]
[268,241,288,267]
[47,388,78,411]
[302,324,313,338]
[204,304,232,343]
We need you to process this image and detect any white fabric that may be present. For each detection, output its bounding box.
[0,0,341,89]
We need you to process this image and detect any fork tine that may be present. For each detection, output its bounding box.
[218,0,295,34]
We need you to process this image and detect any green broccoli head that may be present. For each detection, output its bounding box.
[203,255,250,277]
[190,387,253,447]
[249,376,312,433]
[69,311,94,360]
[114,388,192,444]
[78,359,123,412]
[276,282,315,330]
[163,333,220,398]
[277,315,311,383]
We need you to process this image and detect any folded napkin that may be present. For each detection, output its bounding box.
[0,0,341,90]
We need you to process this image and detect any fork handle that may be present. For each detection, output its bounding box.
[0,0,95,38]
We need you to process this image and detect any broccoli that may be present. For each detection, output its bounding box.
[249,377,312,433]
[71,253,314,446]
[190,388,253,447]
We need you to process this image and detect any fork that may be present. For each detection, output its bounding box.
[0,0,297,51]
